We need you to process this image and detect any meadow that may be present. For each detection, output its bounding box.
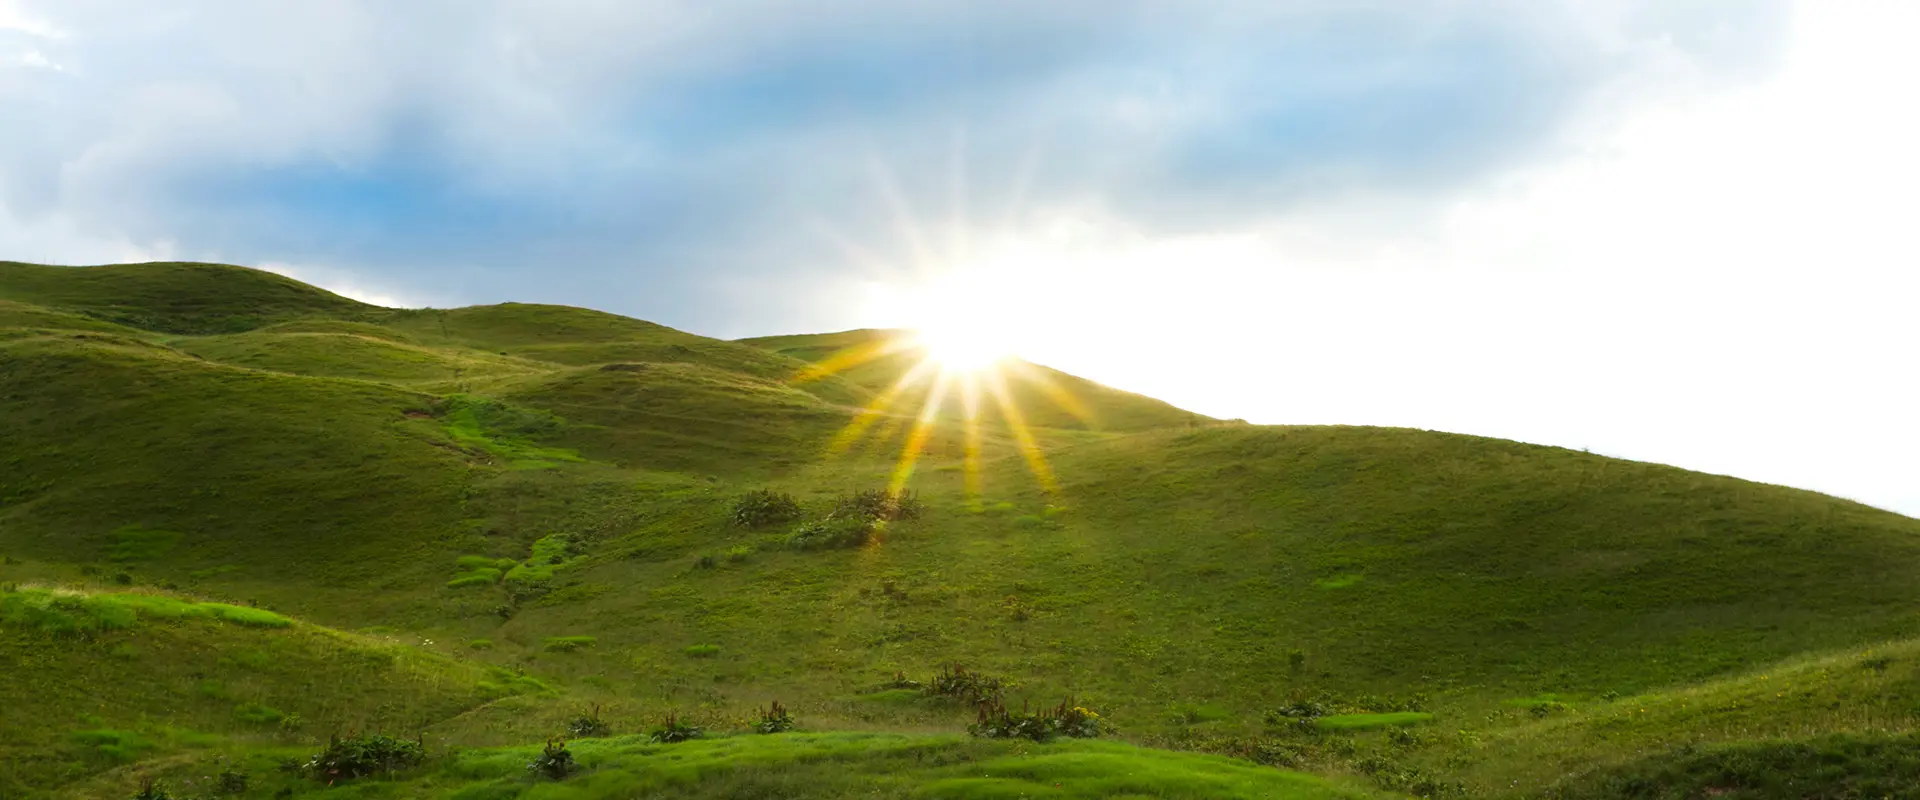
[3,260,1918,799]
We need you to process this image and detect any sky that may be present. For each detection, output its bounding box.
[2,1,1915,516]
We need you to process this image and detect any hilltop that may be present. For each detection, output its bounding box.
[2,261,1918,799]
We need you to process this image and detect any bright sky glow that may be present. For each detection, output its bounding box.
[2,1,1914,515]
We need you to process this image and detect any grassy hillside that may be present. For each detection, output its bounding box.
[0,262,377,334]
[0,586,518,796]
[3,260,1919,799]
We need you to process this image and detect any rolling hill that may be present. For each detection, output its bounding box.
[2,260,1918,799]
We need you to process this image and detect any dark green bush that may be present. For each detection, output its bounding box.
[925,664,1007,707]
[755,700,795,734]
[302,733,425,781]
[970,698,1103,742]
[215,768,249,794]
[527,738,574,780]
[833,489,923,523]
[647,712,703,744]
[566,705,609,738]
[732,490,802,528]
[132,778,171,800]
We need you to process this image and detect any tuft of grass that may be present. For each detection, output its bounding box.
[684,643,721,658]
[543,636,598,653]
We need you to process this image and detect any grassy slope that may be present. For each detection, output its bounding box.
[5,261,1920,798]
[0,587,514,796]
[0,261,377,334]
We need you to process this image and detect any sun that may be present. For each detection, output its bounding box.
[913,322,1013,373]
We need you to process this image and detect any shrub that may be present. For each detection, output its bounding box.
[693,554,717,570]
[833,489,923,523]
[132,778,172,800]
[647,712,703,744]
[567,705,610,738]
[755,700,795,734]
[784,517,874,550]
[1529,700,1572,718]
[926,664,1007,707]
[684,643,721,658]
[215,768,249,794]
[527,737,574,780]
[543,636,597,652]
[732,490,802,528]
[468,639,494,650]
[970,698,1103,742]
[303,733,425,781]
[724,544,754,563]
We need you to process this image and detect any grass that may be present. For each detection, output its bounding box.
[83,733,1378,799]
[7,260,1920,798]
[1314,713,1433,731]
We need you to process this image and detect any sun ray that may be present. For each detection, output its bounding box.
[984,366,1058,494]
[1007,360,1096,428]
[960,370,984,509]
[888,368,952,494]
[794,335,917,384]
[828,357,940,456]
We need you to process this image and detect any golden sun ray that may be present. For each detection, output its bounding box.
[828,357,940,456]
[888,369,952,494]
[1007,359,1096,428]
[983,365,1058,494]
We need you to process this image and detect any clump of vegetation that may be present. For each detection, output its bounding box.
[1,588,291,636]
[647,712,703,744]
[447,555,515,589]
[833,489,923,523]
[302,733,425,781]
[970,698,1103,742]
[543,635,597,653]
[233,703,285,725]
[732,489,802,528]
[877,671,923,691]
[784,516,875,550]
[724,544,754,562]
[684,643,721,658]
[566,705,609,738]
[527,737,574,780]
[755,700,795,734]
[132,778,172,800]
[925,664,1007,707]
[214,767,249,794]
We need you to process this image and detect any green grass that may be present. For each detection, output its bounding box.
[1314,713,1433,731]
[8,261,1920,798]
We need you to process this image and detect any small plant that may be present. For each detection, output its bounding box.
[543,635,597,652]
[567,705,610,738]
[1528,700,1572,718]
[527,737,574,780]
[647,712,703,744]
[215,768,249,794]
[469,639,494,650]
[925,664,1007,707]
[113,572,134,586]
[302,733,425,781]
[878,671,922,691]
[724,544,754,562]
[132,778,172,800]
[970,698,1103,742]
[693,553,717,570]
[684,643,721,658]
[784,516,874,550]
[732,490,802,528]
[755,700,796,734]
[833,489,924,523]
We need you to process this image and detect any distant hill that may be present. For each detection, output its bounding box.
[2,260,1918,799]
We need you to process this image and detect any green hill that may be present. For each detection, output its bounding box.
[2,260,1918,799]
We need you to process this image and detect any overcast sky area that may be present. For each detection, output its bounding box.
[3,1,1915,516]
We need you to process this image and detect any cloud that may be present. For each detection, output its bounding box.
[1,1,1786,329]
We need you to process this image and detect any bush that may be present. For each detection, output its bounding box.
[724,544,754,562]
[784,516,874,550]
[527,737,574,780]
[303,733,425,781]
[567,705,610,738]
[970,698,1103,742]
[926,664,1007,707]
[215,768,249,794]
[693,554,717,570]
[732,490,802,528]
[755,700,795,734]
[833,489,923,523]
[132,778,172,800]
[647,712,703,744]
